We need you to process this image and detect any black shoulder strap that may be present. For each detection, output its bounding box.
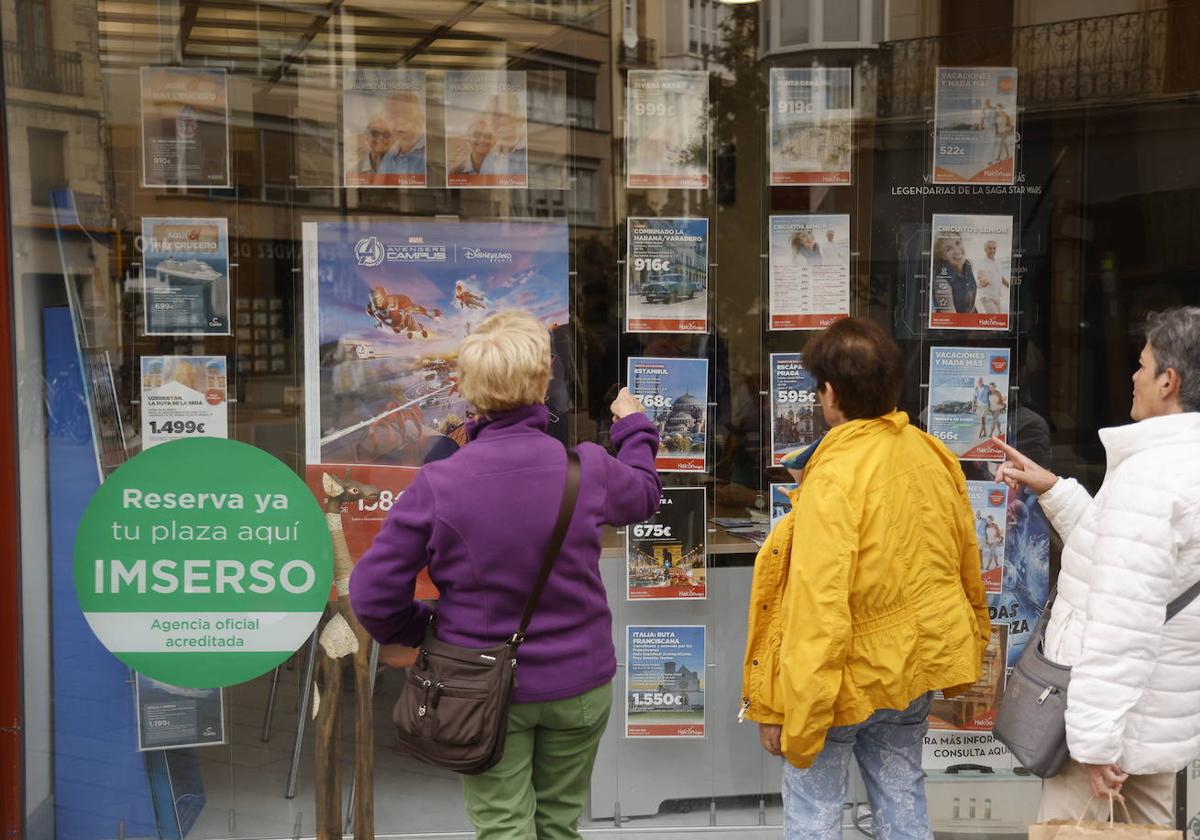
[512,450,581,645]
[1167,578,1200,623]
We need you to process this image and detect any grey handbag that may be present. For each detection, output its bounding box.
[994,580,1200,778]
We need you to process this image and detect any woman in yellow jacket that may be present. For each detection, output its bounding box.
[742,318,990,839]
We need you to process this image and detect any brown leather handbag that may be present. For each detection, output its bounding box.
[392,450,581,775]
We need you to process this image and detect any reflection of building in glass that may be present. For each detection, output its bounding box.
[776,404,817,446]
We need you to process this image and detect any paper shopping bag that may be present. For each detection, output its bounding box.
[1029,817,1180,840]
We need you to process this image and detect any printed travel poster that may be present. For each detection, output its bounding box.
[140,356,228,449]
[769,353,828,466]
[933,67,1018,185]
[968,480,1007,594]
[444,70,528,188]
[302,220,568,469]
[626,625,705,738]
[626,70,709,189]
[627,357,708,473]
[140,67,230,188]
[303,464,436,601]
[923,624,1009,770]
[625,217,708,333]
[770,483,797,531]
[769,215,851,330]
[141,217,231,336]
[769,67,853,186]
[135,673,225,751]
[929,214,1013,331]
[343,69,427,188]
[928,347,1010,461]
[627,487,706,601]
[995,485,1053,668]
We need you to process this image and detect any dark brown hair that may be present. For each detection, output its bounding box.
[804,317,903,420]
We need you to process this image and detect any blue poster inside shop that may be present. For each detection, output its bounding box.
[44,306,206,839]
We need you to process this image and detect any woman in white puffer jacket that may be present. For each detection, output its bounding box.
[997,307,1200,826]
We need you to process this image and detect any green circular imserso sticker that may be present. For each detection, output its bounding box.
[73,438,333,688]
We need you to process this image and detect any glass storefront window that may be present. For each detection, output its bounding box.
[3,1,1200,839]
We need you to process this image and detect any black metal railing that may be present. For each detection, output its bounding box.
[620,37,658,68]
[3,43,83,96]
[877,9,1168,117]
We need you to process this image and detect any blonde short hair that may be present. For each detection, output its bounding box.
[457,310,551,415]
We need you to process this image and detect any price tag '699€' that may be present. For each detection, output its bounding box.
[73,438,333,688]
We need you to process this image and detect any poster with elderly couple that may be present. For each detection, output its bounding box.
[769,214,851,330]
[769,67,853,186]
[625,625,706,738]
[626,487,706,601]
[932,66,1017,185]
[445,70,528,189]
[928,347,1010,461]
[929,214,1013,331]
[342,69,427,188]
[626,70,710,189]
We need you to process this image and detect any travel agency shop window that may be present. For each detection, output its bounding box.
[3,1,1200,838]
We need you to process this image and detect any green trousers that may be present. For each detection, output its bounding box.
[462,681,612,839]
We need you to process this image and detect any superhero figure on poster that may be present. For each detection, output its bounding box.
[453,280,486,310]
[366,286,442,338]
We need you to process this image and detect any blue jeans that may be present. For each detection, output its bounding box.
[782,693,933,840]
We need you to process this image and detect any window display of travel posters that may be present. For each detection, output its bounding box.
[627,487,706,601]
[444,70,528,188]
[141,217,231,336]
[625,217,708,333]
[342,69,427,188]
[932,66,1018,185]
[140,67,230,188]
[302,220,568,468]
[967,480,1007,594]
[626,625,705,738]
[923,624,1009,769]
[135,673,224,751]
[627,357,708,473]
[929,214,1013,331]
[769,67,853,186]
[140,356,228,450]
[769,353,827,466]
[770,483,797,531]
[303,464,437,601]
[769,214,851,330]
[626,70,709,189]
[928,347,1010,461]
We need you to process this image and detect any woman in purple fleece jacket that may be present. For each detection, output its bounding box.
[349,310,661,839]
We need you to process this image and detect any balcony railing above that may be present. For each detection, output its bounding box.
[620,37,658,68]
[3,43,83,96]
[877,9,1168,118]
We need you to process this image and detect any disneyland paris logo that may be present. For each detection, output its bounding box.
[462,247,514,263]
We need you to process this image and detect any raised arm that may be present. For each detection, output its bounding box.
[600,388,662,525]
